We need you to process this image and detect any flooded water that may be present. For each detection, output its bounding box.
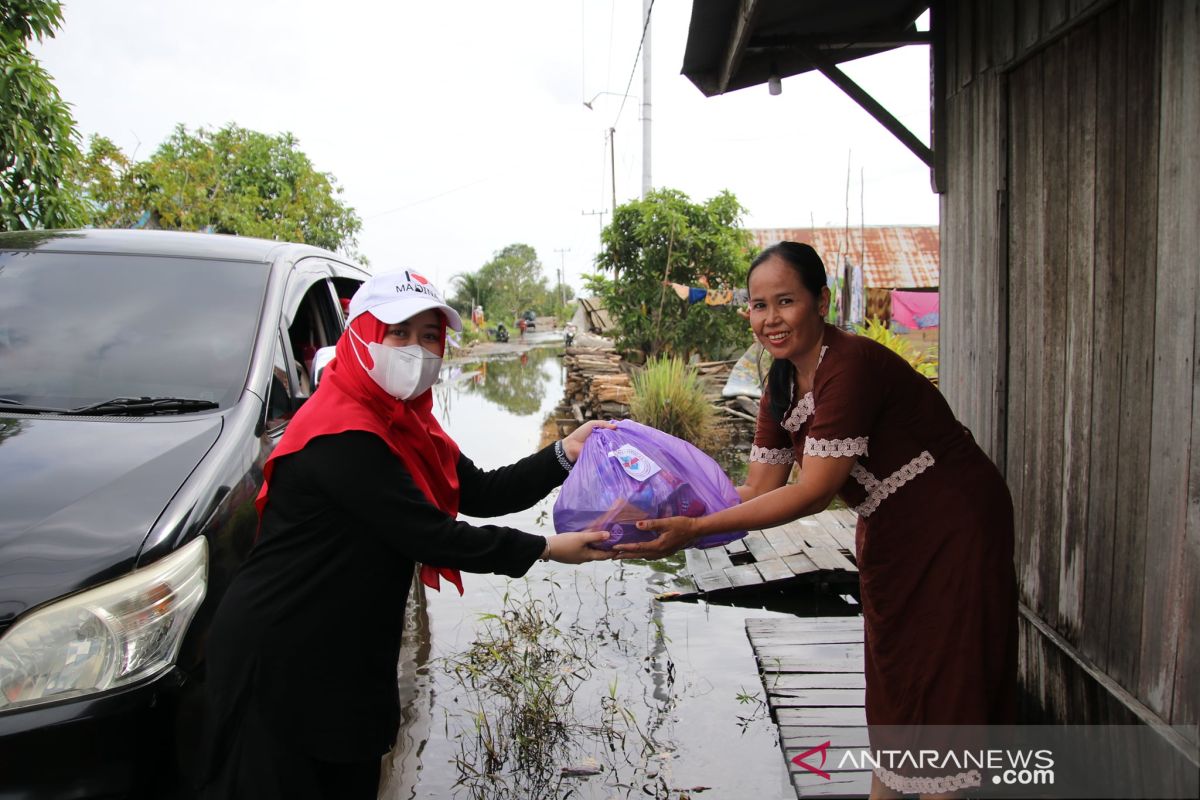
[380,344,847,799]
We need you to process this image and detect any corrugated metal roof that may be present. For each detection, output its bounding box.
[749,225,940,288]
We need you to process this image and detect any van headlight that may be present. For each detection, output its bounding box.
[0,537,207,712]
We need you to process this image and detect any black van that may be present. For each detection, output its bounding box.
[0,229,367,798]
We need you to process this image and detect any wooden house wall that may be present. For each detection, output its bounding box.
[938,0,1198,745]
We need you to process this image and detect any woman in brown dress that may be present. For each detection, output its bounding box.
[615,242,1017,798]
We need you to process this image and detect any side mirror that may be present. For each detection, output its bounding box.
[310,346,337,387]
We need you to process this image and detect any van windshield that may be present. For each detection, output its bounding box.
[0,251,270,411]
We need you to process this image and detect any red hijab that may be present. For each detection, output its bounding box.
[255,311,463,593]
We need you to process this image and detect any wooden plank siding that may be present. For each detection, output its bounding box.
[1108,0,1159,699]
[1082,0,1127,688]
[1058,21,1096,641]
[939,0,1198,751]
[1153,0,1199,729]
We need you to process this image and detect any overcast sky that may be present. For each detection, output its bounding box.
[35,0,938,295]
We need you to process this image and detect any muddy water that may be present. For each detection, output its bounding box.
[379,346,833,799]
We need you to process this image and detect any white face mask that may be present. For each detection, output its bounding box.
[349,328,443,400]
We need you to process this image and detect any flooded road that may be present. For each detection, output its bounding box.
[380,345,830,799]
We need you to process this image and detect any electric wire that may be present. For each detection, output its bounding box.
[611,0,655,129]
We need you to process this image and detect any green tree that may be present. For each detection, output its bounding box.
[81,124,363,258]
[539,281,575,316]
[448,270,496,320]
[589,188,753,360]
[0,0,87,229]
[478,243,548,323]
[74,134,140,227]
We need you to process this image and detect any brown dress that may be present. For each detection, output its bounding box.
[752,324,1017,792]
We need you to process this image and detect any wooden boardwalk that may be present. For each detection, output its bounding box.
[678,508,859,598]
[746,616,873,798]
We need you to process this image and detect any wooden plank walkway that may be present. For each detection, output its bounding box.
[746,616,872,798]
[678,508,859,599]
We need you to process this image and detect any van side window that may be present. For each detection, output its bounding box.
[288,278,346,397]
[265,335,295,431]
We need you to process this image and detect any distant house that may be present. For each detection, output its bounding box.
[571,296,615,335]
[749,225,939,326]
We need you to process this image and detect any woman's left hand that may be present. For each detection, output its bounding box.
[612,516,698,560]
[561,419,619,463]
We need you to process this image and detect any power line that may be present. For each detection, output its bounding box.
[364,178,490,219]
[611,0,655,129]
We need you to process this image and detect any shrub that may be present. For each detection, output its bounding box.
[630,357,715,447]
[852,318,938,381]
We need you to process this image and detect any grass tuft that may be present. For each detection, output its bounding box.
[630,357,716,448]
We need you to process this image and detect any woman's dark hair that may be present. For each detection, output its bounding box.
[748,241,828,423]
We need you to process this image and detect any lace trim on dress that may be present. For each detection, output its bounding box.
[850,450,935,517]
[803,436,869,458]
[750,445,794,465]
[875,766,982,795]
[780,345,829,433]
[782,393,814,432]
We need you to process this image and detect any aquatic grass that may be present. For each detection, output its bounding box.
[630,357,716,448]
[442,585,652,798]
[438,578,698,799]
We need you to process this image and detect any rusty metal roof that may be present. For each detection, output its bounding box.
[749,225,939,288]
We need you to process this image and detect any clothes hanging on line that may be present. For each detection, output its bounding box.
[664,280,743,307]
[891,290,940,331]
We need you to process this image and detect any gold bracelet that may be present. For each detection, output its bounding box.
[540,536,553,562]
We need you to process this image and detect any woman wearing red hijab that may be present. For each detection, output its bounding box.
[201,271,612,799]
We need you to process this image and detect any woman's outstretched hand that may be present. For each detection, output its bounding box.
[561,419,619,463]
[612,516,698,560]
[547,531,614,563]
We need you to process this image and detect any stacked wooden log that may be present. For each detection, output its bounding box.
[558,344,633,428]
[691,359,738,403]
[553,348,761,444]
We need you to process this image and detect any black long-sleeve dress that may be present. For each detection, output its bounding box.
[200,431,561,798]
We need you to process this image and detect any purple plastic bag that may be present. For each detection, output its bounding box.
[553,419,747,550]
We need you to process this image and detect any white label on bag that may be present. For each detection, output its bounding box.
[608,444,660,482]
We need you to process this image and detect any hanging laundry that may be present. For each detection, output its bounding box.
[664,279,743,308]
[891,290,940,331]
[704,288,734,306]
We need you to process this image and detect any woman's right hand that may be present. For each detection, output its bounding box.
[546,531,613,563]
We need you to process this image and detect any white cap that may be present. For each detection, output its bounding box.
[347,269,463,331]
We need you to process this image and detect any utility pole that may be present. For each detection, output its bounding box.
[553,248,570,308]
[609,127,617,214]
[641,0,652,197]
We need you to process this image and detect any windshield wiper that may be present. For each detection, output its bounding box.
[0,397,72,414]
[67,396,220,416]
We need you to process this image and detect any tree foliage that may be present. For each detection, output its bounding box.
[0,0,87,230]
[588,188,753,360]
[477,243,548,323]
[448,270,496,319]
[74,134,139,227]
[79,124,363,257]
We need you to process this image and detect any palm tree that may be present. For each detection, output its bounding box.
[450,271,495,319]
